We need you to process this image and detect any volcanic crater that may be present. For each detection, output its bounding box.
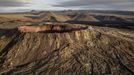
[0,11,134,75]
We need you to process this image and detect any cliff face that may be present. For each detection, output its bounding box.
[0,25,134,75]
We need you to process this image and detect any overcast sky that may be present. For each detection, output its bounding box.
[0,0,134,12]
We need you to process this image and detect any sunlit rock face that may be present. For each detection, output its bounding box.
[18,25,88,33]
[0,24,134,75]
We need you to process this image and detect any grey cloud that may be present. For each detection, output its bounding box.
[0,0,30,7]
[54,0,134,7]
[53,0,134,11]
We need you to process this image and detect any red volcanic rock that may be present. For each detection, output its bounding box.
[18,26,40,32]
[18,25,88,33]
[18,25,55,32]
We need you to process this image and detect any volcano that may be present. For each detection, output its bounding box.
[0,10,134,75]
[0,24,134,75]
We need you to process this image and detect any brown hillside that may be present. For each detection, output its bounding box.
[0,24,134,75]
[73,13,98,21]
[39,12,71,22]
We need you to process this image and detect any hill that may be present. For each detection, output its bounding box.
[0,24,134,75]
[73,13,98,21]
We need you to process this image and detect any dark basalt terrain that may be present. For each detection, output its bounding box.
[0,11,134,75]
